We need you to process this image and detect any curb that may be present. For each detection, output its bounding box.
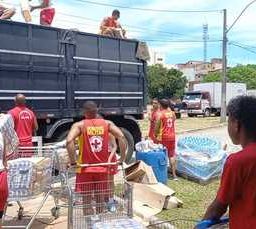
[176,123,227,135]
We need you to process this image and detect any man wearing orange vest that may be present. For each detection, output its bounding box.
[100,9,126,38]
[155,99,177,180]
[66,101,127,215]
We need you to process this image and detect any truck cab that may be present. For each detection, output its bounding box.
[183,91,211,117]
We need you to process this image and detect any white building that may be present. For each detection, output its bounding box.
[148,51,166,65]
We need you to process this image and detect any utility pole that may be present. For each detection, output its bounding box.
[220,1,256,123]
[203,24,209,63]
[220,9,227,123]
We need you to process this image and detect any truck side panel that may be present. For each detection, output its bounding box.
[73,33,145,114]
[0,22,66,118]
[0,21,146,119]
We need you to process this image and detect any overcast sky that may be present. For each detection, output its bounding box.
[3,0,256,65]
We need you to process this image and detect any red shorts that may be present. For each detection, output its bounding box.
[0,171,8,212]
[75,173,110,194]
[160,140,176,158]
[40,8,55,26]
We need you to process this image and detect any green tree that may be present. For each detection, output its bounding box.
[228,65,256,89]
[203,72,221,82]
[203,64,256,89]
[147,64,187,99]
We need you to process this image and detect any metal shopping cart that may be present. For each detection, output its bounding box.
[67,162,145,229]
[48,144,73,219]
[147,217,229,229]
[2,146,59,229]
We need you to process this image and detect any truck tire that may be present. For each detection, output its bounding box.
[188,113,194,117]
[175,112,181,119]
[55,130,69,142]
[203,109,211,117]
[120,128,134,164]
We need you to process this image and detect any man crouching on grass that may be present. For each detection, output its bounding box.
[66,101,127,215]
[202,96,256,228]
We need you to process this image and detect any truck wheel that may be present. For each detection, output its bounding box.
[55,130,69,142]
[188,113,194,117]
[175,112,181,119]
[120,128,134,164]
[204,109,211,117]
[215,111,221,117]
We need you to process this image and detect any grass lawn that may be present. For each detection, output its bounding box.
[139,117,222,137]
[138,116,225,225]
[158,178,220,221]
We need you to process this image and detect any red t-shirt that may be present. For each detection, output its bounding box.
[148,109,159,141]
[102,16,118,28]
[217,143,256,229]
[8,106,36,145]
[156,109,176,141]
[77,118,109,173]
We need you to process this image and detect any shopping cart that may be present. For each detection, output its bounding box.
[147,217,229,229]
[67,162,145,229]
[2,146,58,229]
[47,143,72,219]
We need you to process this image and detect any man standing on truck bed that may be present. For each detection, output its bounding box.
[0,0,15,20]
[8,94,38,151]
[100,9,126,39]
[30,0,55,26]
[155,99,178,180]
[66,101,127,214]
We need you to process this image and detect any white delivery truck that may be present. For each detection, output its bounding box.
[183,82,247,117]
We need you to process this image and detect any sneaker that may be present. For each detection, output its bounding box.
[173,177,179,181]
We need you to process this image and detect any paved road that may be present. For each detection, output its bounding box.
[178,125,241,154]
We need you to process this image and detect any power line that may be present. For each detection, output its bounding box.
[230,41,256,50]
[58,12,223,41]
[142,39,221,43]
[227,0,256,33]
[229,42,256,55]
[58,13,188,37]
[74,0,222,13]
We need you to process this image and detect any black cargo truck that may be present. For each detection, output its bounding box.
[0,20,147,162]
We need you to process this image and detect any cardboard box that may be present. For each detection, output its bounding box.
[125,161,158,184]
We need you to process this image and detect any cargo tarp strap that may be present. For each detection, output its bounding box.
[136,42,150,61]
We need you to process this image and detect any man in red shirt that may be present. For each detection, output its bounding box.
[8,94,38,150]
[148,98,159,142]
[99,9,126,38]
[66,101,127,215]
[203,96,256,228]
[155,99,177,180]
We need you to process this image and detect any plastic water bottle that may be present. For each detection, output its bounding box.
[107,198,117,213]
[91,200,99,221]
